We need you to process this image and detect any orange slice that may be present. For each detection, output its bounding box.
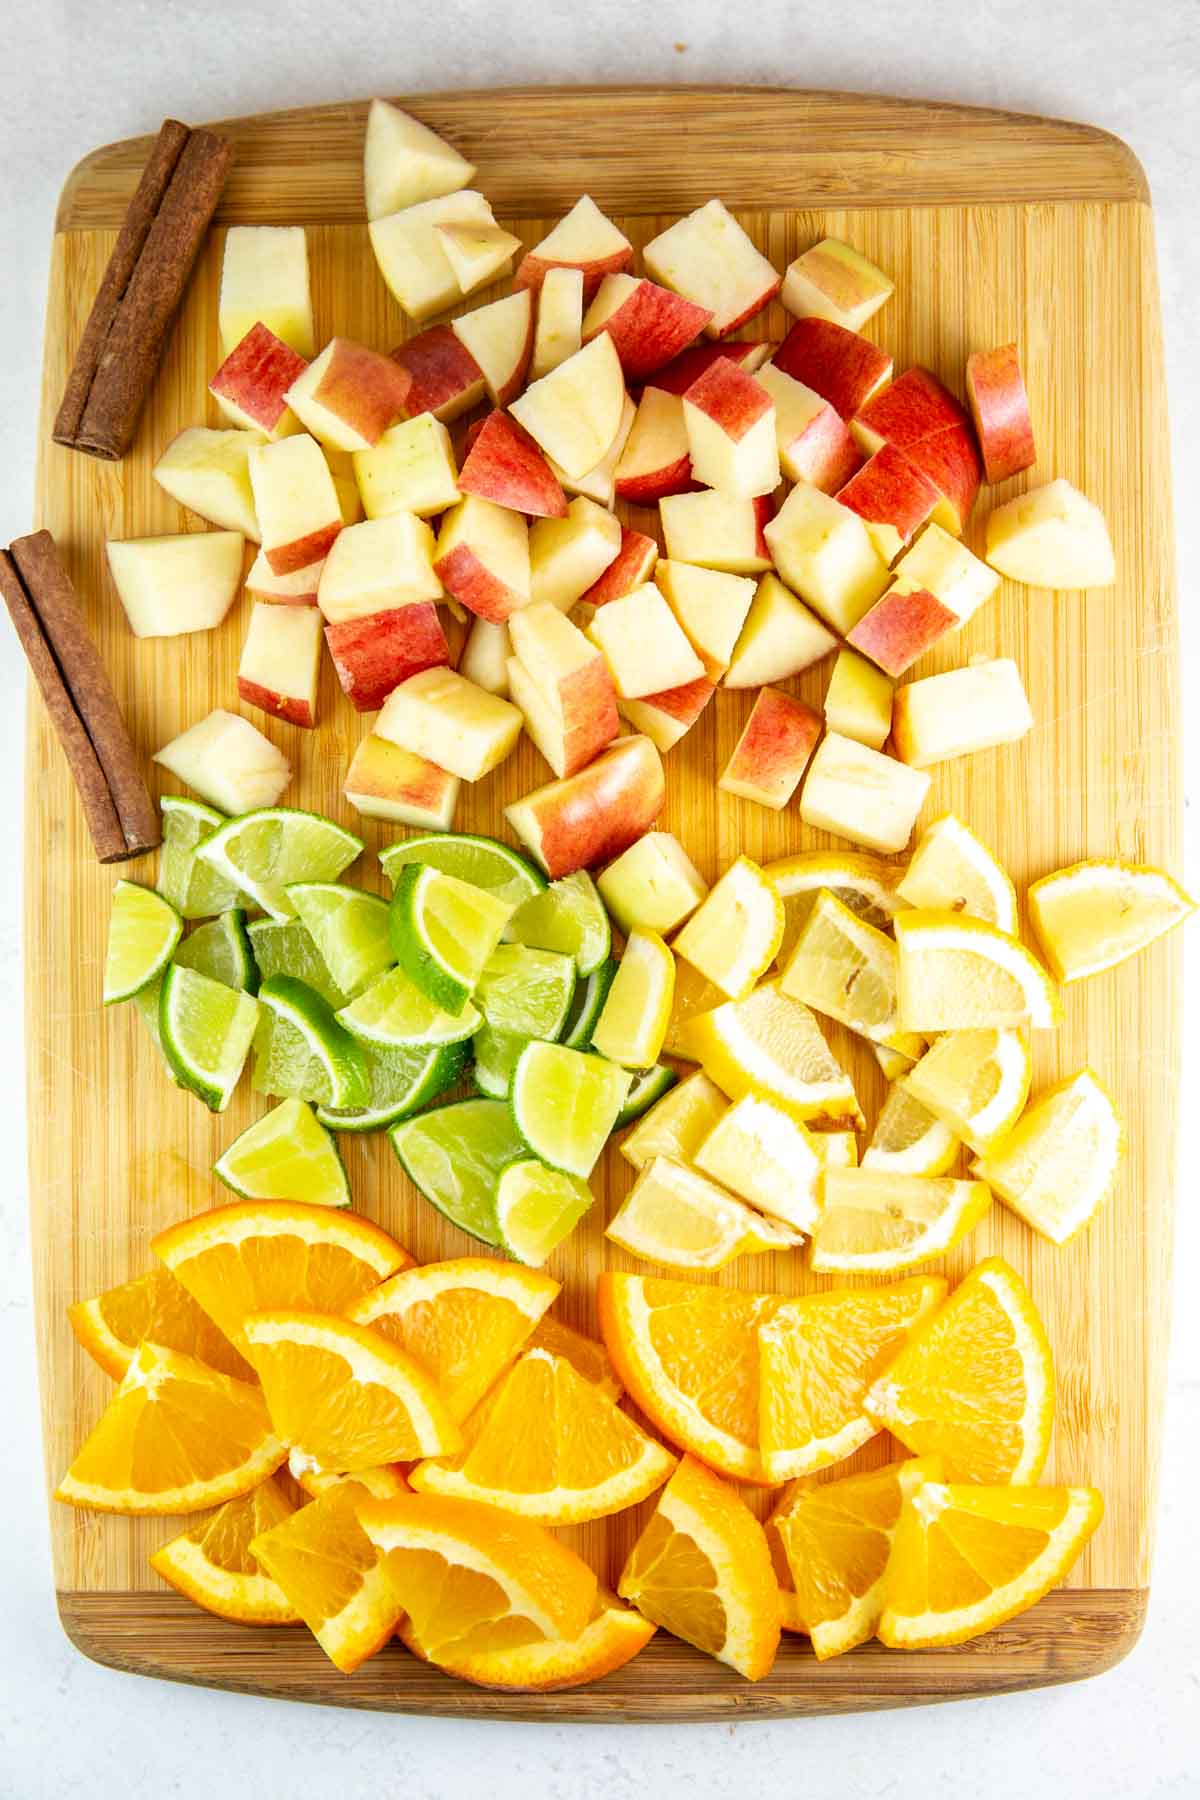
[400,1588,655,1691]
[525,1315,621,1398]
[344,1257,559,1422]
[56,1342,285,1514]
[149,1474,300,1624]
[617,1454,780,1681]
[68,1266,253,1382]
[250,1479,404,1671]
[877,1480,1103,1648]
[244,1311,462,1469]
[410,1347,675,1523]
[864,1257,1054,1484]
[291,1457,409,1500]
[153,1199,410,1356]
[758,1277,947,1482]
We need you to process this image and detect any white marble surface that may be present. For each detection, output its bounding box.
[3,7,1198,1796]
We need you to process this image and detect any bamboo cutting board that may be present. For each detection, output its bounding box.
[27,89,1178,1720]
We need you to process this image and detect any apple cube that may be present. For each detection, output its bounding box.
[353,414,459,520]
[505,734,665,877]
[530,497,622,610]
[509,332,627,481]
[682,359,780,497]
[654,561,756,679]
[755,364,863,492]
[723,572,838,688]
[891,523,1000,623]
[613,388,695,505]
[450,290,533,407]
[835,442,940,561]
[363,99,476,220]
[891,659,1034,768]
[369,191,499,322]
[547,395,636,509]
[218,226,314,359]
[237,600,323,728]
[434,220,522,295]
[597,831,709,936]
[317,513,440,623]
[325,449,365,527]
[763,482,890,633]
[106,532,243,639]
[646,342,773,395]
[823,648,894,749]
[984,480,1116,589]
[154,427,264,540]
[582,275,713,381]
[618,676,715,752]
[376,666,523,781]
[514,195,633,301]
[531,267,584,380]
[434,496,530,623]
[154,708,291,814]
[245,549,323,606]
[458,412,567,519]
[782,237,893,331]
[210,323,307,440]
[904,425,981,535]
[585,585,705,700]
[388,325,486,423]
[658,491,773,573]
[325,601,449,712]
[966,343,1037,483]
[249,435,345,576]
[851,367,981,533]
[507,600,619,776]
[579,527,658,608]
[283,339,411,454]
[719,687,821,809]
[799,730,930,854]
[345,732,459,829]
[773,319,892,419]
[845,581,958,678]
[643,199,780,338]
[459,617,512,694]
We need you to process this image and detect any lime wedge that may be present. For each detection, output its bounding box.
[173,910,258,992]
[471,1023,528,1099]
[253,974,370,1109]
[475,944,577,1040]
[389,865,516,1012]
[160,963,260,1111]
[245,919,347,1009]
[103,880,183,1004]
[196,808,363,921]
[336,966,480,1047]
[560,957,618,1048]
[380,832,545,911]
[510,1042,632,1176]
[214,1098,350,1206]
[389,1096,527,1246]
[506,870,611,975]
[133,973,182,1082]
[317,1039,469,1133]
[495,1159,594,1266]
[157,796,245,920]
[616,1064,679,1128]
[286,883,393,998]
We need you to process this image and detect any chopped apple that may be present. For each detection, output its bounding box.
[458,616,512,695]
[719,688,822,809]
[658,491,773,573]
[597,831,709,936]
[799,730,930,854]
[387,325,485,423]
[984,479,1116,589]
[317,513,440,623]
[505,735,665,877]
[966,343,1037,483]
[209,323,307,439]
[514,195,633,301]
[531,267,584,380]
[450,290,534,407]
[585,585,705,699]
[363,99,476,220]
[508,600,619,775]
[613,388,695,504]
[245,549,323,606]
[154,709,291,814]
[643,199,780,338]
[823,648,894,749]
[509,332,626,481]
[850,367,982,532]
[835,442,940,561]
[579,527,658,608]
[773,319,892,419]
[891,659,1034,768]
[755,364,863,492]
[218,226,314,359]
[283,339,411,453]
[845,581,958,678]
[763,482,890,633]
[891,523,1000,623]
[457,412,567,519]
[153,427,263,540]
[654,561,756,679]
[345,733,459,828]
[325,601,449,712]
[645,341,773,395]
[530,497,622,610]
[723,572,838,689]
[106,532,243,639]
[353,414,460,520]
[237,600,323,728]
[547,395,636,509]
[369,191,499,322]
[618,676,716,751]
[682,359,780,497]
[434,220,521,295]
[904,425,981,535]
[325,449,365,527]
[781,237,894,330]
[434,496,530,623]
[376,666,523,781]
[582,275,712,380]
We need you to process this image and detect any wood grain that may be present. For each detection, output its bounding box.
[27,89,1177,1717]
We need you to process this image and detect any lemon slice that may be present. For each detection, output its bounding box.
[872,1030,926,1081]
[693,1092,823,1232]
[861,1083,960,1176]
[973,1069,1124,1244]
[811,1130,858,1169]
[764,850,904,970]
[606,1156,804,1269]
[620,1068,729,1172]
[905,1028,1031,1155]
[778,888,899,1043]
[809,1169,992,1274]
[686,982,863,1127]
[590,930,676,1068]
[672,855,784,1001]
[895,814,1018,934]
[1028,858,1196,982]
[894,911,1061,1031]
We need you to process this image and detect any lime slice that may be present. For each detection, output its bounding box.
[380,832,545,911]
[471,1023,528,1099]
[103,880,183,1004]
[253,975,370,1109]
[173,910,258,992]
[160,963,260,1111]
[317,1039,468,1133]
[389,865,515,1012]
[389,1097,527,1246]
[336,966,481,1047]
[475,944,577,1040]
[511,1042,632,1177]
[132,973,183,1082]
[506,870,611,976]
[214,1098,350,1206]
[560,958,618,1048]
[616,1064,679,1128]
[287,883,394,998]
[157,796,245,920]
[494,1159,594,1266]
[196,808,363,921]
[245,919,347,1009]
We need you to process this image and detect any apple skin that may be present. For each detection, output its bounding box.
[904,424,982,535]
[583,276,713,381]
[835,441,941,559]
[719,687,822,809]
[508,601,620,777]
[514,196,634,303]
[458,412,568,519]
[389,325,486,423]
[285,338,413,451]
[434,542,525,625]
[852,366,968,451]
[209,322,308,436]
[965,343,1037,483]
[846,583,959,677]
[682,357,779,497]
[773,319,893,420]
[617,675,716,751]
[324,602,450,712]
[645,342,770,397]
[450,290,534,408]
[345,734,459,829]
[505,735,666,878]
[579,528,659,607]
[757,366,864,494]
[236,599,323,729]
[236,678,315,730]
[613,389,698,505]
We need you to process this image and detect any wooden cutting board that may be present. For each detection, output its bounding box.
[27,88,1178,1721]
